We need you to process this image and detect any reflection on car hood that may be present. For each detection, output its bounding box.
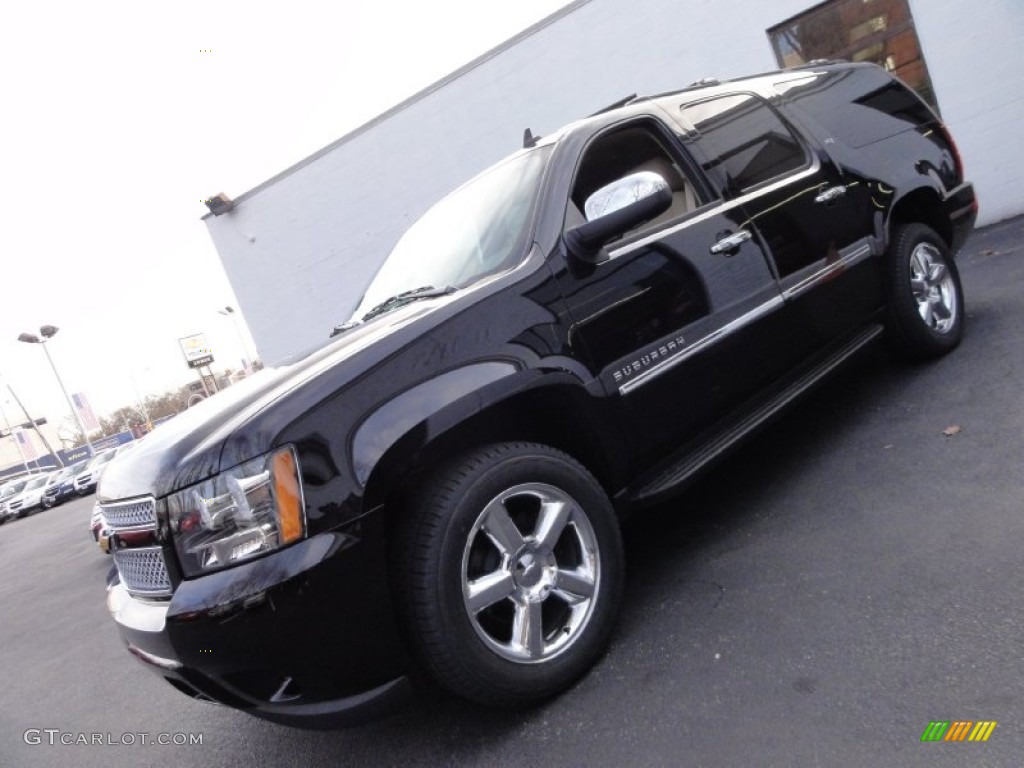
[99,299,448,501]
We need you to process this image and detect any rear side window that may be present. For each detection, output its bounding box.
[679,93,806,195]
[778,66,937,149]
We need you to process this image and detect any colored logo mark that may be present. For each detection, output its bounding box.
[921,721,997,742]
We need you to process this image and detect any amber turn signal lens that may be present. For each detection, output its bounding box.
[272,449,304,543]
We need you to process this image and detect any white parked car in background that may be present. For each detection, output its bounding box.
[73,448,124,496]
[1,477,31,522]
[6,472,57,517]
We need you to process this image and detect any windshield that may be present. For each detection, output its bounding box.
[24,475,48,491]
[349,146,551,322]
[1,480,28,498]
[89,451,115,469]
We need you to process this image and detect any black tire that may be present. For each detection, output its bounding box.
[392,442,624,708]
[885,223,965,360]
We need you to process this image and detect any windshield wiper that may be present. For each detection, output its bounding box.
[330,285,455,337]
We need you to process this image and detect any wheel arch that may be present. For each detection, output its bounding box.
[884,185,953,249]
[360,373,624,516]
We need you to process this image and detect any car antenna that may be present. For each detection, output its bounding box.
[523,128,540,148]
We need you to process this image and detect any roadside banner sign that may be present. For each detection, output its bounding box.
[71,392,100,432]
[179,333,214,369]
[13,428,39,461]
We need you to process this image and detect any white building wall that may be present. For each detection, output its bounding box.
[206,0,1023,364]
[910,0,1024,226]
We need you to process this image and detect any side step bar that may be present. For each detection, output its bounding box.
[620,323,885,508]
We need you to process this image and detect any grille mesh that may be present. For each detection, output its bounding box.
[99,498,156,528]
[113,547,172,596]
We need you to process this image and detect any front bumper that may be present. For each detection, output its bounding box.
[108,513,414,728]
[56,485,78,503]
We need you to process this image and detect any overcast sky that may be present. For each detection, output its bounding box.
[0,0,573,432]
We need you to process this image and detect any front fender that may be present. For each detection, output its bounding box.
[351,361,520,486]
[353,361,622,511]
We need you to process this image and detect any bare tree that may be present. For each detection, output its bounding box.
[96,384,195,438]
[56,415,84,448]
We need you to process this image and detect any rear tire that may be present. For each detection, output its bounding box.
[392,442,624,708]
[884,223,964,360]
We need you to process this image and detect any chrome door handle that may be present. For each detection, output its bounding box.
[814,185,847,204]
[710,230,752,254]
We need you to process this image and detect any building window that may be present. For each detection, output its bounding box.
[768,0,938,110]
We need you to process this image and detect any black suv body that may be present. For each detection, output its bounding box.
[101,63,975,727]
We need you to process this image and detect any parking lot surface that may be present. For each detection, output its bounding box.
[1,217,1022,767]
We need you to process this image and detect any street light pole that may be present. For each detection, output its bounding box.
[39,341,95,456]
[0,377,64,467]
[0,398,31,473]
[17,326,95,458]
[218,306,251,373]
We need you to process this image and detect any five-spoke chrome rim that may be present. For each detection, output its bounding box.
[461,482,600,663]
[909,242,957,334]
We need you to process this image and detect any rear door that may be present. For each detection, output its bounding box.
[671,91,879,354]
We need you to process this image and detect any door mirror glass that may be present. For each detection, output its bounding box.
[584,171,671,221]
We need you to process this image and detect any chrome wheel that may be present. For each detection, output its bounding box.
[909,242,957,334]
[395,443,623,706]
[461,482,599,663]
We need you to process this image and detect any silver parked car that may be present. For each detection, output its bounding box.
[5,472,58,518]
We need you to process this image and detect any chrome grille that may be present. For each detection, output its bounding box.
[99,497,156,528]
[113,547,172,596]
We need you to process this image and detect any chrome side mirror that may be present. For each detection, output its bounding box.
[584,171,670,221]
[566,172,672,262]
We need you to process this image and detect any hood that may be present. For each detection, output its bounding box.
[99,299,448,502]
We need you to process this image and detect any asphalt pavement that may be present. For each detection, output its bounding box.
[1,217,1022,767]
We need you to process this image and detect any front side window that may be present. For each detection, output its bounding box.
[568,122,703,239]
[679,94,807,195]
[350,147,551,323]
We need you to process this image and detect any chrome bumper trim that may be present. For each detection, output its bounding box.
[107,581,168,633]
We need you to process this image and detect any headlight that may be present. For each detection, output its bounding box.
[168,446,305,576]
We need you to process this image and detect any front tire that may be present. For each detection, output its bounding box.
[885,223,965,359]
[392,442,624,708]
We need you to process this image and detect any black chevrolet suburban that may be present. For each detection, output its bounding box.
[100,62,976,727]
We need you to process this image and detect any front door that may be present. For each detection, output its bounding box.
[551,118,790,469]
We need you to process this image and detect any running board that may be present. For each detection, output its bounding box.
[621,323,885,508]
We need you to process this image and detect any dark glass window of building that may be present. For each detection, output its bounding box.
[768,0,939,110]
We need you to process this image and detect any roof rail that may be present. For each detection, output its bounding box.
[589,94,639,116]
